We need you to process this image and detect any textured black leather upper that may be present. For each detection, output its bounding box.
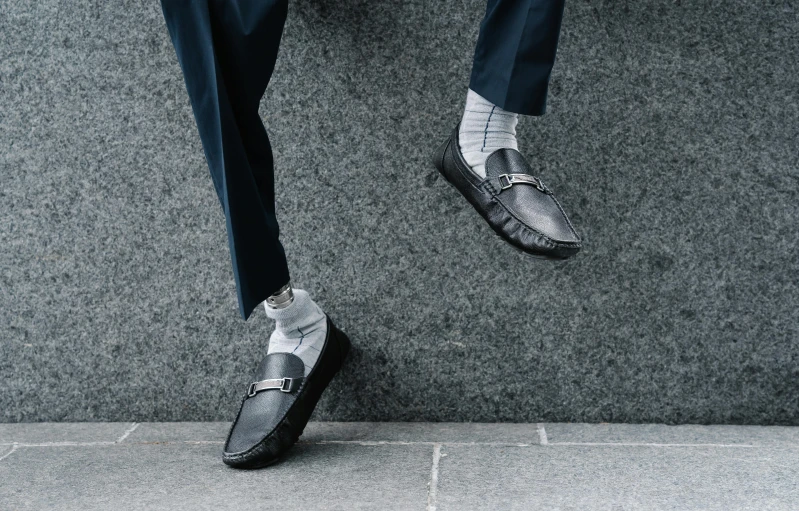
[484,149,580,244]
[225,352,305,454]
[434,125,581,259]
[222,316,350,469]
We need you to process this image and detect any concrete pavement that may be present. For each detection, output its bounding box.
[1,422,798,510]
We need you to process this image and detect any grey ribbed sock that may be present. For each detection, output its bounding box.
[264,288,327,376]
[458,88,519,178]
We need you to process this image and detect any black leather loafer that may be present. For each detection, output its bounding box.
[433,124,582,259]
[222,315,350,469]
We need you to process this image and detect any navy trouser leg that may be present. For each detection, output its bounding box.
[470,0,566,116]
[161,0,290,320]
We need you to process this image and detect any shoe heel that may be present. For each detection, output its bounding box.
[337,328,351,366]
[432,138,449,174]
[328,320,351,367]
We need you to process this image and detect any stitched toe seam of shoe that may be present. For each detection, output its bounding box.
[469,159,581,247]
[224,318,339,459]
[488,196,582,248]
[223,374,315,460]
[224,364,319,459]
[445,136,580,249]
[548,192,582,242]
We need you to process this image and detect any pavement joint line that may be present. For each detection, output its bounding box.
[1,441,227,447]
[548,442,759,448]
[426,443,442,511]
[6,441,118,447]
[116,422,139,443]
[0,440,537,447]
[305,440,538,447]
[537,423,548,445]
[0,440,769,448]
[0,445,18,462]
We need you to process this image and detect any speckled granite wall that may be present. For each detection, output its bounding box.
[2,0,797,424]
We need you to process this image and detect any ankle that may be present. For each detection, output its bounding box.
[265,282,294,310]
[264,288,323,331]
[458,89,519,177]
[264,287,327,376]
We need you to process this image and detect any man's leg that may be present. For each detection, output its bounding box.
[460,0,566,177]
[161,0,290,320]
[434,0,581,259]
[469,0,566,116]
[161,0,350,469]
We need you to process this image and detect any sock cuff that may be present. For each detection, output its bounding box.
[264,289,323,331]
[463,89,518,126]
[465,88,490,107]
